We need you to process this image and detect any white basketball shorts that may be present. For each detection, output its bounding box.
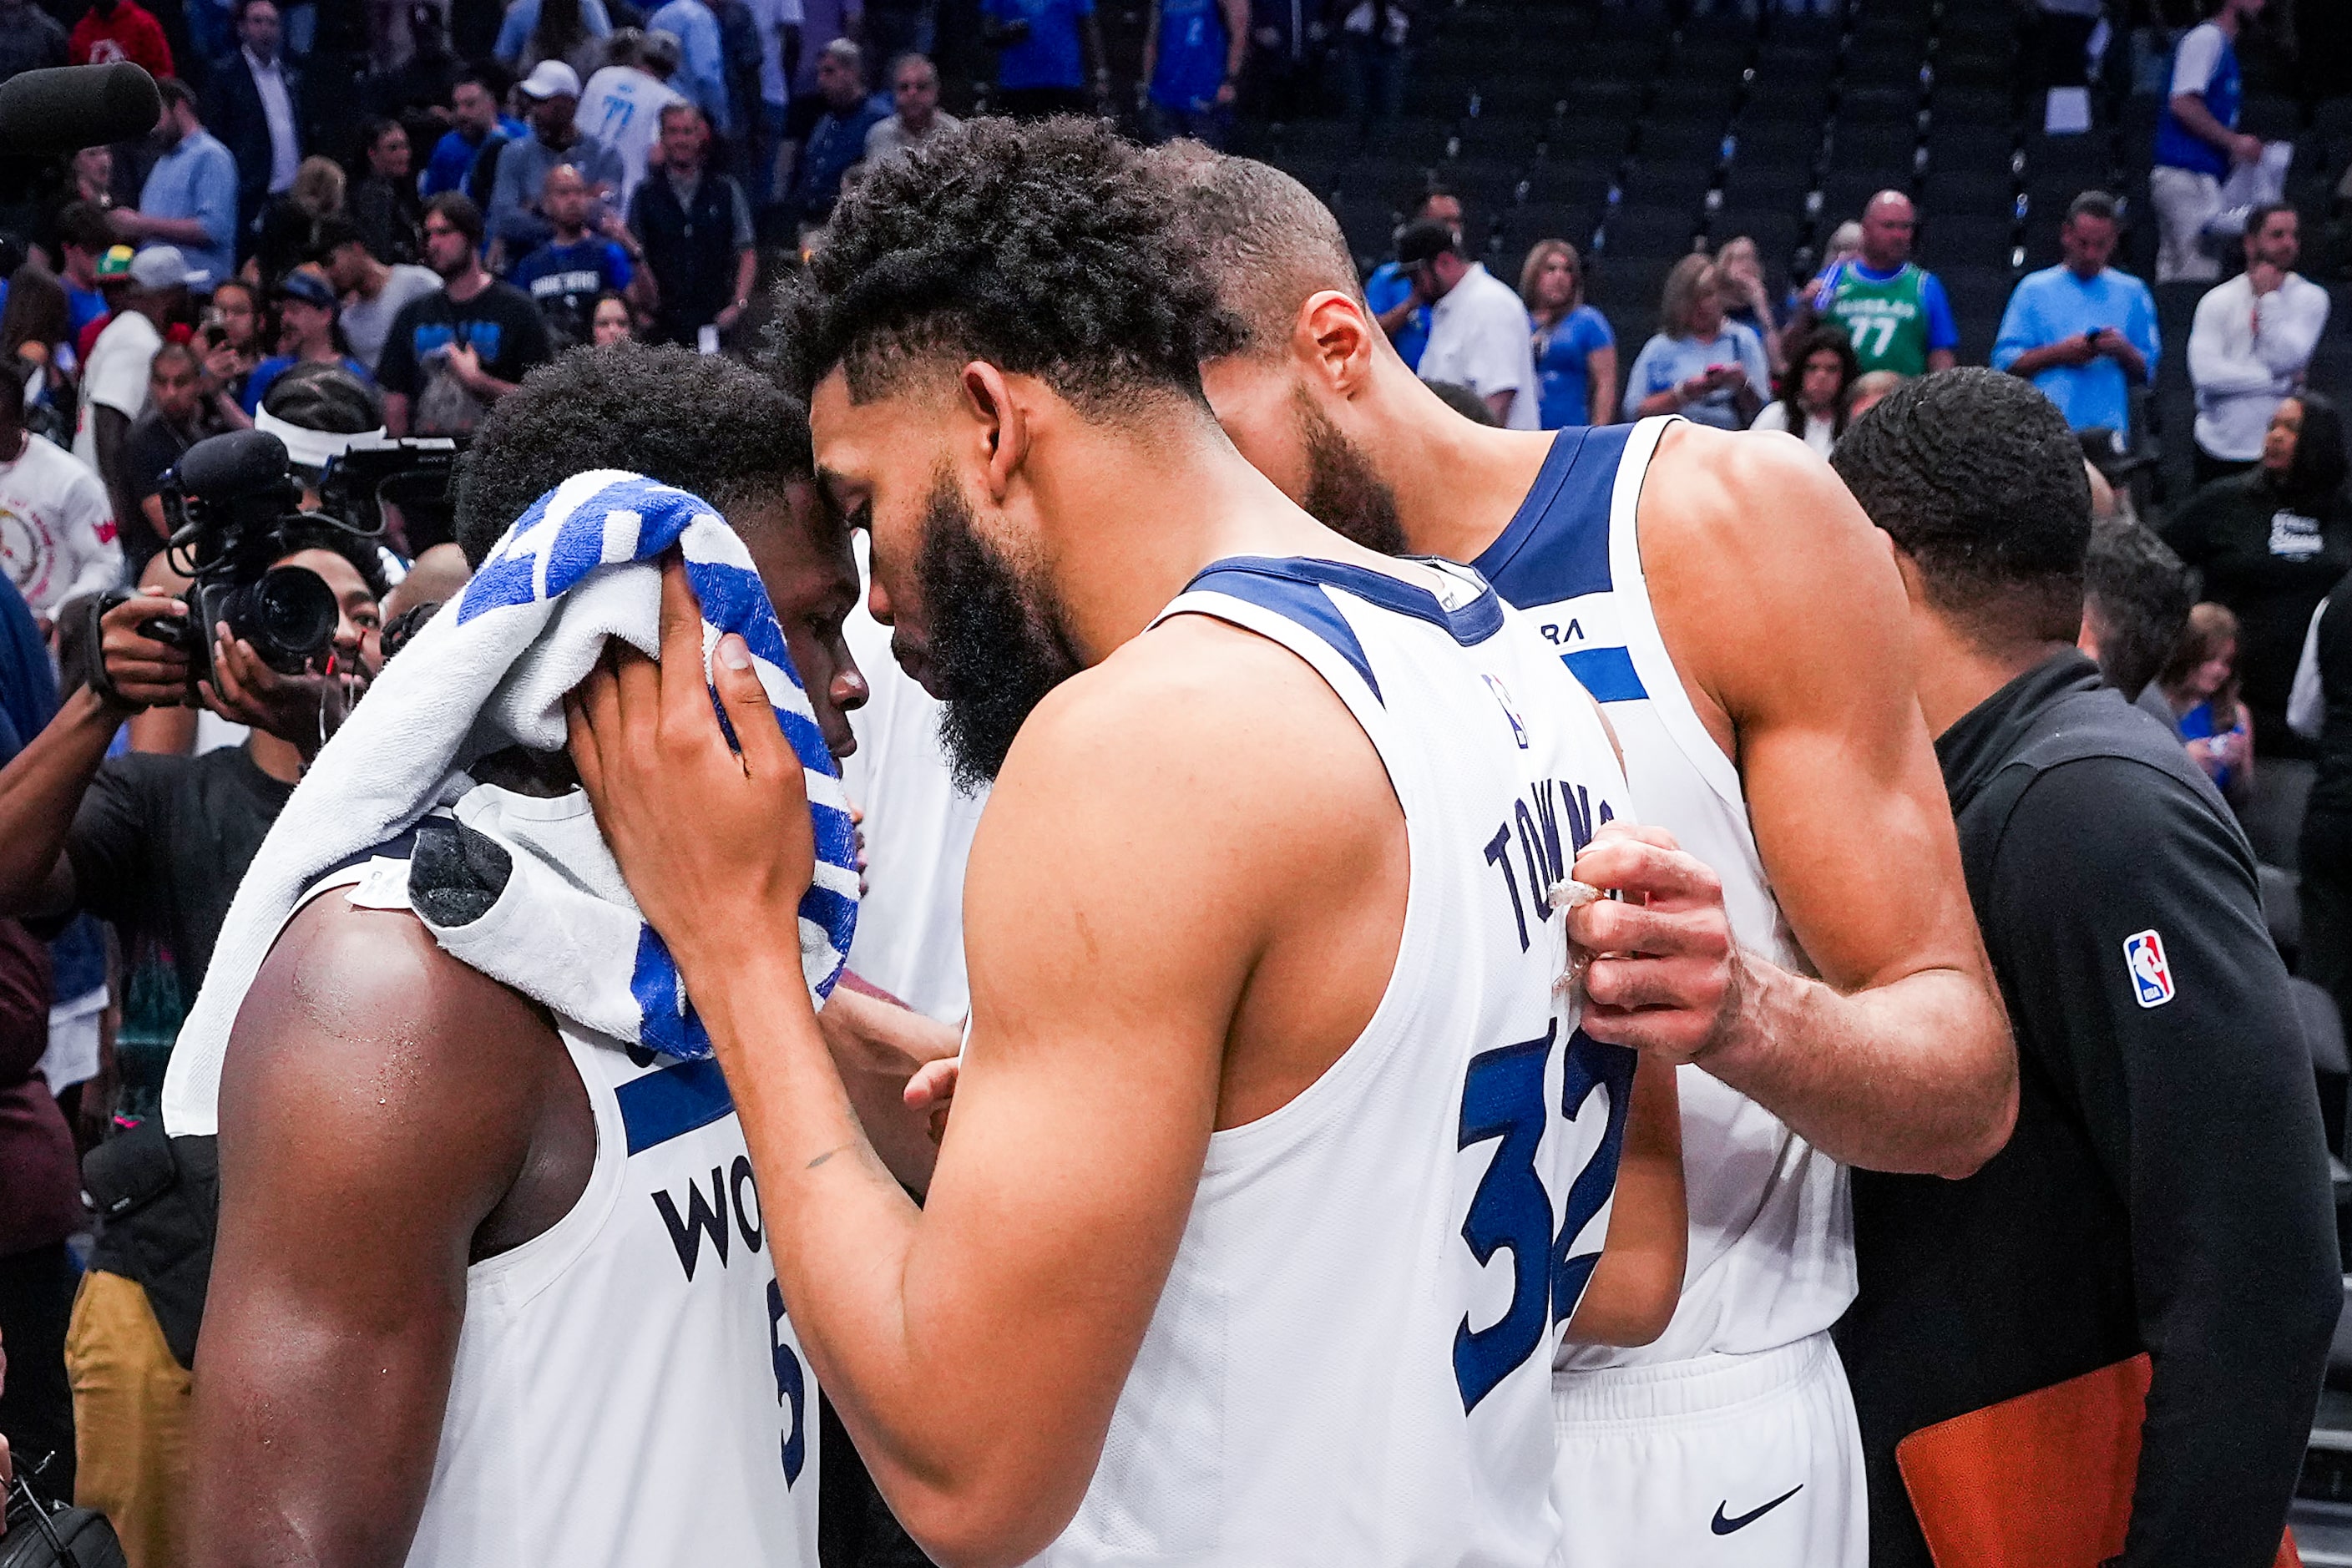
[1552,1331,1866,1568]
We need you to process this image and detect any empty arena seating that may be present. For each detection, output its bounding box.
[1232,0,2349,517]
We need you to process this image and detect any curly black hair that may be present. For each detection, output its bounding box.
[1830,367,2091,646]
[452,341,816,568]
[767,115,1247,412]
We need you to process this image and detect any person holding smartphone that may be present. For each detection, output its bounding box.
[1628,253,1771,430]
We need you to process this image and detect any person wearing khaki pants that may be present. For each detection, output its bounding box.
[67,1270,190,1568]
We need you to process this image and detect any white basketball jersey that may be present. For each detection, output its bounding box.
[1469,417,1855,1369]
[1030,554,1638,1567]
[185,793,821,1568]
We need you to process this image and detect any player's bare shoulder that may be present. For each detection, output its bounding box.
[983,610,1400,897]
[1636,418,1909,716]
[1641,419,1882,564]
[222,893,569,1161]
[1006,611,1392,817]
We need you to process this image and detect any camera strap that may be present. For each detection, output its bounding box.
[83,592,138,713]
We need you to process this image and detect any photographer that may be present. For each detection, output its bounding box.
[0,466,386,1568]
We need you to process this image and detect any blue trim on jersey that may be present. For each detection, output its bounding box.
[1561,645,1646,703]
[1187,562,1383,701]
[617,1055,736,1154]
[1190,556,1505,643]
[1471,424,1632,606]
[303,825,423,894]
[1183,555,1509,705]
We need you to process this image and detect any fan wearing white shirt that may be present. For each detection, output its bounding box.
[0,371,119,630]
[74,246,196,535]
[579,28,690,211]
[2188,201,2331,487]
[1397,219,1540,429]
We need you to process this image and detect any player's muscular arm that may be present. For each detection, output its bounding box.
[185,899,579,1568]
[0,596,192,917]
[1632,426,2015,1176]
[569,573,1387,1566]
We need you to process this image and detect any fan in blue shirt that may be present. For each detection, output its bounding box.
[242,271,377,417]
[1361,190,1462,372]
[1991,194,2157,436]
[424,73,527,200]
[1142,0,1242,144]
[1523,240,1616,428]
[509,163,635,350]
[984,0,1102,109]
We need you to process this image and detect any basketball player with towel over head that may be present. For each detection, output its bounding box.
[173,350,918,1568]
[1156,146,2016,1567]
[566,118,1727,1564]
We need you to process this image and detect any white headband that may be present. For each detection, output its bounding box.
[254,406,387,474]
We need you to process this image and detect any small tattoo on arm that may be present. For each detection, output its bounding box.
[806,1142,854,1170]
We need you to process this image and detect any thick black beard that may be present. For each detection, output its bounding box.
[1296,391,1409,556]
[917,474,1084,791]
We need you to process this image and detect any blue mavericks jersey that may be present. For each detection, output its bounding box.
[2154,27,2239,180]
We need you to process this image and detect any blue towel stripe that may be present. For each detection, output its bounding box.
[811,801,856,872]
[690,559,806,690]
[458,554,539,624]
[800,883,857,953]
[459,472,858,1060]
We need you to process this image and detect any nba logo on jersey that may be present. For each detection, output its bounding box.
[2123,929,2174,1008]
[1483,675,1530,750]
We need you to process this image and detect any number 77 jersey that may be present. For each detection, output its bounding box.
[1031,554,1637,1568]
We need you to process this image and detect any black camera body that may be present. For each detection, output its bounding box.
[317,434,461,544]
[139,430,383,680]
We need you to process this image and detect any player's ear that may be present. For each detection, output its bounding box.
[1299,290,1376,399]
[957,360,1029,503]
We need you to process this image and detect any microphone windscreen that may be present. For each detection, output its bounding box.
[0,64,162,156]
[177,430,291,499]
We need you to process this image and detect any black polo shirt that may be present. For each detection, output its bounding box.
[1837,651,2339,1568]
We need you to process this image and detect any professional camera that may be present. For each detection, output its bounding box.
[318,433,463,548]
[135,428,384,680]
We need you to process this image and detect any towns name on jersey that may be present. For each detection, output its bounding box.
[1483,776,1616,955]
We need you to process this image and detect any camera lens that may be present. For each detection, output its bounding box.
[226,566,340,674]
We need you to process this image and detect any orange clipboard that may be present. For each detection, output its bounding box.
[1894,1353,2299,1568]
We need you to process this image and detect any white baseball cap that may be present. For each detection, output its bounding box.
[127,245,205,289]
[518,59,581,99]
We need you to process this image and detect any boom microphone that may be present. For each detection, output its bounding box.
[176,430,292,501]
[0,64,163,156]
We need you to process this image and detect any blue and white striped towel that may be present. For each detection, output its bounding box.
[163,471,859,1137]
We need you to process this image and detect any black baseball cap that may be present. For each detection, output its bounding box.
[1396,219,1459,267]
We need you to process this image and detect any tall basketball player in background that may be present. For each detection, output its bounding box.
[567,118,1711,1565]
[1160,148,2014,1567]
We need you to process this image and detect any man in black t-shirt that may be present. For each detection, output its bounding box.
[0,518,387,1560]
[0,524,388,1010]
[375,193,552,437]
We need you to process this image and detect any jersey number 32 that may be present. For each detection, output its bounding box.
[1453,1018,1635,1413]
